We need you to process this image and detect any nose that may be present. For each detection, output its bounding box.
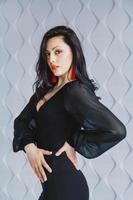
[49,53,56,63]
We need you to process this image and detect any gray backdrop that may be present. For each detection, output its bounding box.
[0,0,132,200]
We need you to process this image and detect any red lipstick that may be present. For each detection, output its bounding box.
[50,64,59,70]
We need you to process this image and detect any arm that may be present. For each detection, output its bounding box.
[64,82,127,159]
[13,93,37,153]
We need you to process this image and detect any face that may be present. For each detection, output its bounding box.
[45,36,73,77]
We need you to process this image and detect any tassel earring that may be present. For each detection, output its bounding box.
[51,74,57,83]
[70,66,76,80]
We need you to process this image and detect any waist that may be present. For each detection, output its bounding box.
[36,139,66,152]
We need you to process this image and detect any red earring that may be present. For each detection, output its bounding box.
[70,66,76,80]
[51,74,57,83]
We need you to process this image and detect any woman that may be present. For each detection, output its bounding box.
[13,25,126,200]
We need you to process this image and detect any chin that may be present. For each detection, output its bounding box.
[53,71,64,76]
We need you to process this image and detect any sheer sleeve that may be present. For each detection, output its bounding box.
[13,93,37,153]
[64,82,127,159]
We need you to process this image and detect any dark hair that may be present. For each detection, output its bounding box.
[33,25,100,100]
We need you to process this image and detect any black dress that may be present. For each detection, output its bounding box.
[12,79,126,200]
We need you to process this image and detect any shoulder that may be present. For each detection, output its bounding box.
[28,92,39,109]
[29,93,37,103]
[65,79,98,100]
[29,86,45,103]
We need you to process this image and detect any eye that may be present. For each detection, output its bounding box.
[45,52,50,57]
[45,50,62,58]
[55,50,62,55]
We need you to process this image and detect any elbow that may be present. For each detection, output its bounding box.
[113,123,127,141]
[119,124,127,140]
[14,117,20,129]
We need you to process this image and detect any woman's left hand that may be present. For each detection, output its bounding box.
[55,141,79,170]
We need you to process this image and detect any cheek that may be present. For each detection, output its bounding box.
[61,52,73,65]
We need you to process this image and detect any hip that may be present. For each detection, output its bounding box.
[42,150,89,189]
[40,151,89,199]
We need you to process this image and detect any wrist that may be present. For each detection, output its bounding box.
[24,143,37,152]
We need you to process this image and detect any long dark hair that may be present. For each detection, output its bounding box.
[33,25,100,100]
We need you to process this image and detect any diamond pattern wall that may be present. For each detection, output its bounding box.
[0,0,132,199]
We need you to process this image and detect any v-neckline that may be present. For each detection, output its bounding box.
[36,79,78,113]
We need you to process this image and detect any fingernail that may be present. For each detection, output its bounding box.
[55,152,60,156]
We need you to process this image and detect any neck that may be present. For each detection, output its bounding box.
[55,74,70,88]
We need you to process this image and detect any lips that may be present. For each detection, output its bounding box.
[50,64,59,70]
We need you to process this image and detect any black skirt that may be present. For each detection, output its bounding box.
[38,151,89,200]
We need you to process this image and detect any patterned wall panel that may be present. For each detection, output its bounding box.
[0,0,132,199]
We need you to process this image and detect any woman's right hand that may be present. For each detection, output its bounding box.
[24,143,53,183]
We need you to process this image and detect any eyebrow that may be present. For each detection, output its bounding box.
[45,45,62,52]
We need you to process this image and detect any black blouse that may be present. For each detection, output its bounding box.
[12,79,126,159]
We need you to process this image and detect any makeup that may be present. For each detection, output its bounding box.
[50,63,60,71]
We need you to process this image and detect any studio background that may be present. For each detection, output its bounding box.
[0,0,132,200]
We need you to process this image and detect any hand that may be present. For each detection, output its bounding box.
[24,143,53,183]
[55,141,79,170]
